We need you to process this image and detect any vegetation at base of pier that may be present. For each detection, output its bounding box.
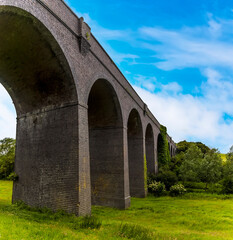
[1,180,233,239]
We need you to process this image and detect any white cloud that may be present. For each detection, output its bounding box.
[133,68,233,153]
[139,16,233,71]
[0,84,16,139]
[133,74,183,94]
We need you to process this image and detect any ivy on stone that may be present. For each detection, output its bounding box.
[157,125,171,166]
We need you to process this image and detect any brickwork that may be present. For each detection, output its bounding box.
[0,0,177,215]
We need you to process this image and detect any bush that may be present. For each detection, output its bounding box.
[7,172,18,181]
[221,177,233,194]
[148,181,166,196]
[118,223,154,240]
[169,184,186,197]
[183,181,206,190]
[79,215,102,229]
[207,183,222,194]
[156,169,178,190]
[147,174,157,185]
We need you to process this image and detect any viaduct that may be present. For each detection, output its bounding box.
[0,0,176,215]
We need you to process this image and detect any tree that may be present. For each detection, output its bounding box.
[179,144,203,182]
[176,140,210,155]
[198,149,223,189]
[223,153,233,176]
[221,153,233,193]
[0,138,16,179]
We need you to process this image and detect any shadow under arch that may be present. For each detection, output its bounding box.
[0,6,79,213]
[145,124,156,175]
[88,79,127,208]
[127,109,146,197]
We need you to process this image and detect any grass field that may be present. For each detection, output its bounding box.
[1,181,233,239]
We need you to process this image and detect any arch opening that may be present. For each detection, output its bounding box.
[0,6,79,213]
[127,109,145,197]
[88,79,125,208]
[145,124,155,175]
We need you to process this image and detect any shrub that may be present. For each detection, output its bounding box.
[183,181,206,190]
[7,172,18,181]
[207,183,222,194]
[148,181,166,196]
[147,173,157,185]
[79,215,102,229]
[118,223,154,240]
[156,169,178,190]
[169,184,186,197]
[221,177,233,194]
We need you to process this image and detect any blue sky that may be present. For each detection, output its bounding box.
[1,0,233,152]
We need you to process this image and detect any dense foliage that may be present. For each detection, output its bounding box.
[152,139,233,195]
[157,125,171,166]
[0,138,16,180]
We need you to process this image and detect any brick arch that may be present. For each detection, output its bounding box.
[127,108,146,198]
[0,6,78,115]
[88,78,126,208]
[0,6,80,212]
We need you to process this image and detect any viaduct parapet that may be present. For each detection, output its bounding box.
[0,0,176,215]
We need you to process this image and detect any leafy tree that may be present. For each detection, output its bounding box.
[195,142,210,155]
[221,153,233,193]
[224,153,233,176]
[0,138,16,179]
[198,149,223,189]
[169,152,185,178]
[176,141,191,154]
[179,144,203,182]
[176,140,210,155]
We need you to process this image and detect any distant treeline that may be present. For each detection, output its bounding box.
[0,138,15,180]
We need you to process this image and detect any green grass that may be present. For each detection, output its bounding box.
[1,181,233,239]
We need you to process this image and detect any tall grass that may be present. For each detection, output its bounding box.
[1,180,233,239]
[118,223,154,240]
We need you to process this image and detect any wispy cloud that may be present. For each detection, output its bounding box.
[134,67,233,153]
[133,74,182,94]
[139,14,233,71]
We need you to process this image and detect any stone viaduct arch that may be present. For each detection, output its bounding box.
[127,109,145,198]
[0,0,176,216]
